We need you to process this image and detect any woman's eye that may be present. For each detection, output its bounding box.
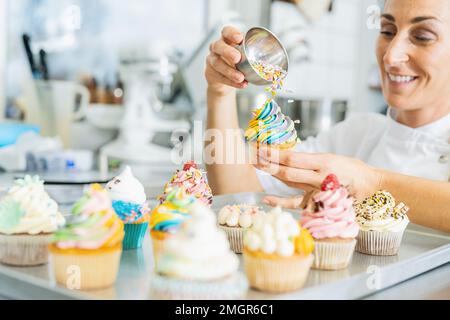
[413,34,433,42]
[380,29,395,37]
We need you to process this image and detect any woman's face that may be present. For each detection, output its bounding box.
[376,0,450,112]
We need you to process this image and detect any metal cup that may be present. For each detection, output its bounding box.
[236,27,289,86]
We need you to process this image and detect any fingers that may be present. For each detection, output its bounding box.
[205,65,248,90]
[263,195,304,209]
[257,146,322,170]
[207,53,245,83]
[254,157,323,188]
[210,38,242,65]
[222,26,244,45]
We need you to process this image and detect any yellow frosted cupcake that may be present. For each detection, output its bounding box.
[49,184,124,290]
[243,207,314,293]
[0,175,65,266]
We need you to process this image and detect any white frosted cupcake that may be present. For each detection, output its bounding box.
[243,207,315,293]
[151,201,248,300]
[218,204,264,254]
[0,176,65,266]
[355,191,409,256]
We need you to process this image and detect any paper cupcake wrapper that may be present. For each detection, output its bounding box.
[123,223,148,250]
[0,233,51,266]
[151,235,168,270]
[243,253,313,293]
[150,272,248,300]
[312,239,356,270]
[219,225,244,254]
[50,249,122,290]
[356,230,405,256]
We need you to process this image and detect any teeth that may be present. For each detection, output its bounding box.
[388,73,416,83]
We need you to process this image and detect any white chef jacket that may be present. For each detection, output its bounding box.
[256,110,450,196]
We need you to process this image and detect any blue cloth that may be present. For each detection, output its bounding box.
[0,124,40,148]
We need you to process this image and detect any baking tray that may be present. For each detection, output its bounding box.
[0,192,449,300]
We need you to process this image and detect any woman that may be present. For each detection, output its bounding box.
[204,0,450,230]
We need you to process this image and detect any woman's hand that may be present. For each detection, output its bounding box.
[205,26,248,96]
[253,146,383,202]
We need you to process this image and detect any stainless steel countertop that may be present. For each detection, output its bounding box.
[0,177,449,300]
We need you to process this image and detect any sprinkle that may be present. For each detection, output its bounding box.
[249,59,287,97]
[288,99,295,104]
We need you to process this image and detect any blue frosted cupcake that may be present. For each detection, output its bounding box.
[106,166,150,250]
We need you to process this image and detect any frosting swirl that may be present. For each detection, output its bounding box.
[301,185,359,240]
[244,207,314,257]
[156,201,239,281]
[51,184,124,250]
[150,188,195,235]
[158,162,213,206]
[245,99,298,149]
[106,166,146,204]
[354,191,410,232]
[0,175,65,235]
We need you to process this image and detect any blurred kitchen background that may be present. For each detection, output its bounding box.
[0,0,385,200]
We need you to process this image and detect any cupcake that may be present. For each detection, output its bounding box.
[354,191,410,256]
[217,204,264,254]
[301,174,359,270]
[106,166,150,250]
[49,184,124,290]
[245,98,299,150]
[157,161,213,206]
[151,201,248,300]
[0,175,65,266]
[150,188,195,265]
[243,207,314,293]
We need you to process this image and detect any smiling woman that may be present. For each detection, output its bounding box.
[377,0,450,127]
[204,0,450,232]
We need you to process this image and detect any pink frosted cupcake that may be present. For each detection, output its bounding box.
[158,161,213,207]
[301,174,359,270]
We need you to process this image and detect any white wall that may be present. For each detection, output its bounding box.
[0,0,6,120]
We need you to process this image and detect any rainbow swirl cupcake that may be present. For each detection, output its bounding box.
[150,188,195,265]
[301,174,359,270]
[106,166,150,250]
[49,184,124,290]
[157,161,213,206]
[245,98,299,150]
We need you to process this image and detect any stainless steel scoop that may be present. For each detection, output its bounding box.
[236,27,289,86]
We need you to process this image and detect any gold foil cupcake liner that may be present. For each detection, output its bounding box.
[312,239,356,270]
[243,253,313,293]
[219,225,244,254]
[0,233,52,266]
[356,230,405,256]
[50,249,122,290]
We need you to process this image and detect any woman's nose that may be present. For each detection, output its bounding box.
[383,36,410,67]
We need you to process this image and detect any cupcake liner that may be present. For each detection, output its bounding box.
[219,225,244,254]
[123,223,148,250]
[151,234,169,269]
[312,239,356,270]
[49,247,122,290]
[356,230,405,256]
[243,252,313,293]
[150,272,248,300]
[0,233,52,266]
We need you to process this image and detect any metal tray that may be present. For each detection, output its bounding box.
[0,192,449,300]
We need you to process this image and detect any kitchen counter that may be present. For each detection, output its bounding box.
[0,175,449,300]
